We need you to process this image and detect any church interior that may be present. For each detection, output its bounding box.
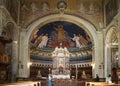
[0,0,120,86]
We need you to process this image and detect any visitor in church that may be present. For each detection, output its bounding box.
[106,74,112,84]
[48,75,52,86]
[95,74,100,82]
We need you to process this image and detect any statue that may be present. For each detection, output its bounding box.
[81,70,87,79]
[37,70,42,78]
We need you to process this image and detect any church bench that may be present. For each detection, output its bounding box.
[85,81,120,86]
[0,81,41,86]
[51,79,85,86]
[98,84,120,86]
[85,82,107,86]
[17,81,41,86]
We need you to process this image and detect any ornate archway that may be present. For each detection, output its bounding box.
[19,14,100,78]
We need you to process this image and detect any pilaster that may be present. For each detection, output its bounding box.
[11,41,19,81]
[18,29,29,78]
[94,31,104,78]
[117,20,120,68]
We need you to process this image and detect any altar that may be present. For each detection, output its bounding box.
[52,74,70,79]
[51,44,71,78]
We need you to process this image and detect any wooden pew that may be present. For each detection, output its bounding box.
[97,84,120,86]
[0,81,41,86]
[86,81,120,86]
[85,82,107,86]
[17,81,41,86]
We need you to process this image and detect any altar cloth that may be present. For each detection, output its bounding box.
[52,74,70,79]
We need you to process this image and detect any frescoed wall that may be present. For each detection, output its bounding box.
[19,0,103,30]
[4,0,19,23]
[105,0,118,25]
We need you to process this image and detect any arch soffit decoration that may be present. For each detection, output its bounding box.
[105,26,118,46]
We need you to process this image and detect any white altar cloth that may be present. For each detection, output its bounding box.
[52,74,70,79]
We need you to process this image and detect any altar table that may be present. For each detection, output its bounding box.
[52,74,70,79]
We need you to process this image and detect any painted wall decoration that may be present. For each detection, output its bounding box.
[4,0,19,23]
[30,21,92,62]
[19,0,103,30]
[30,21,92,49]
[106,0,118,25]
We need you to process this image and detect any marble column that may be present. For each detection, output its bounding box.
[11,41,19,81]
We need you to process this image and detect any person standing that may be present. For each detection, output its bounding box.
[48,75,52,86]
[106,74,112,83]
[95,74,99,82]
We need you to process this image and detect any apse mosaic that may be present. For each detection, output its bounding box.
[30,21,92,62]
